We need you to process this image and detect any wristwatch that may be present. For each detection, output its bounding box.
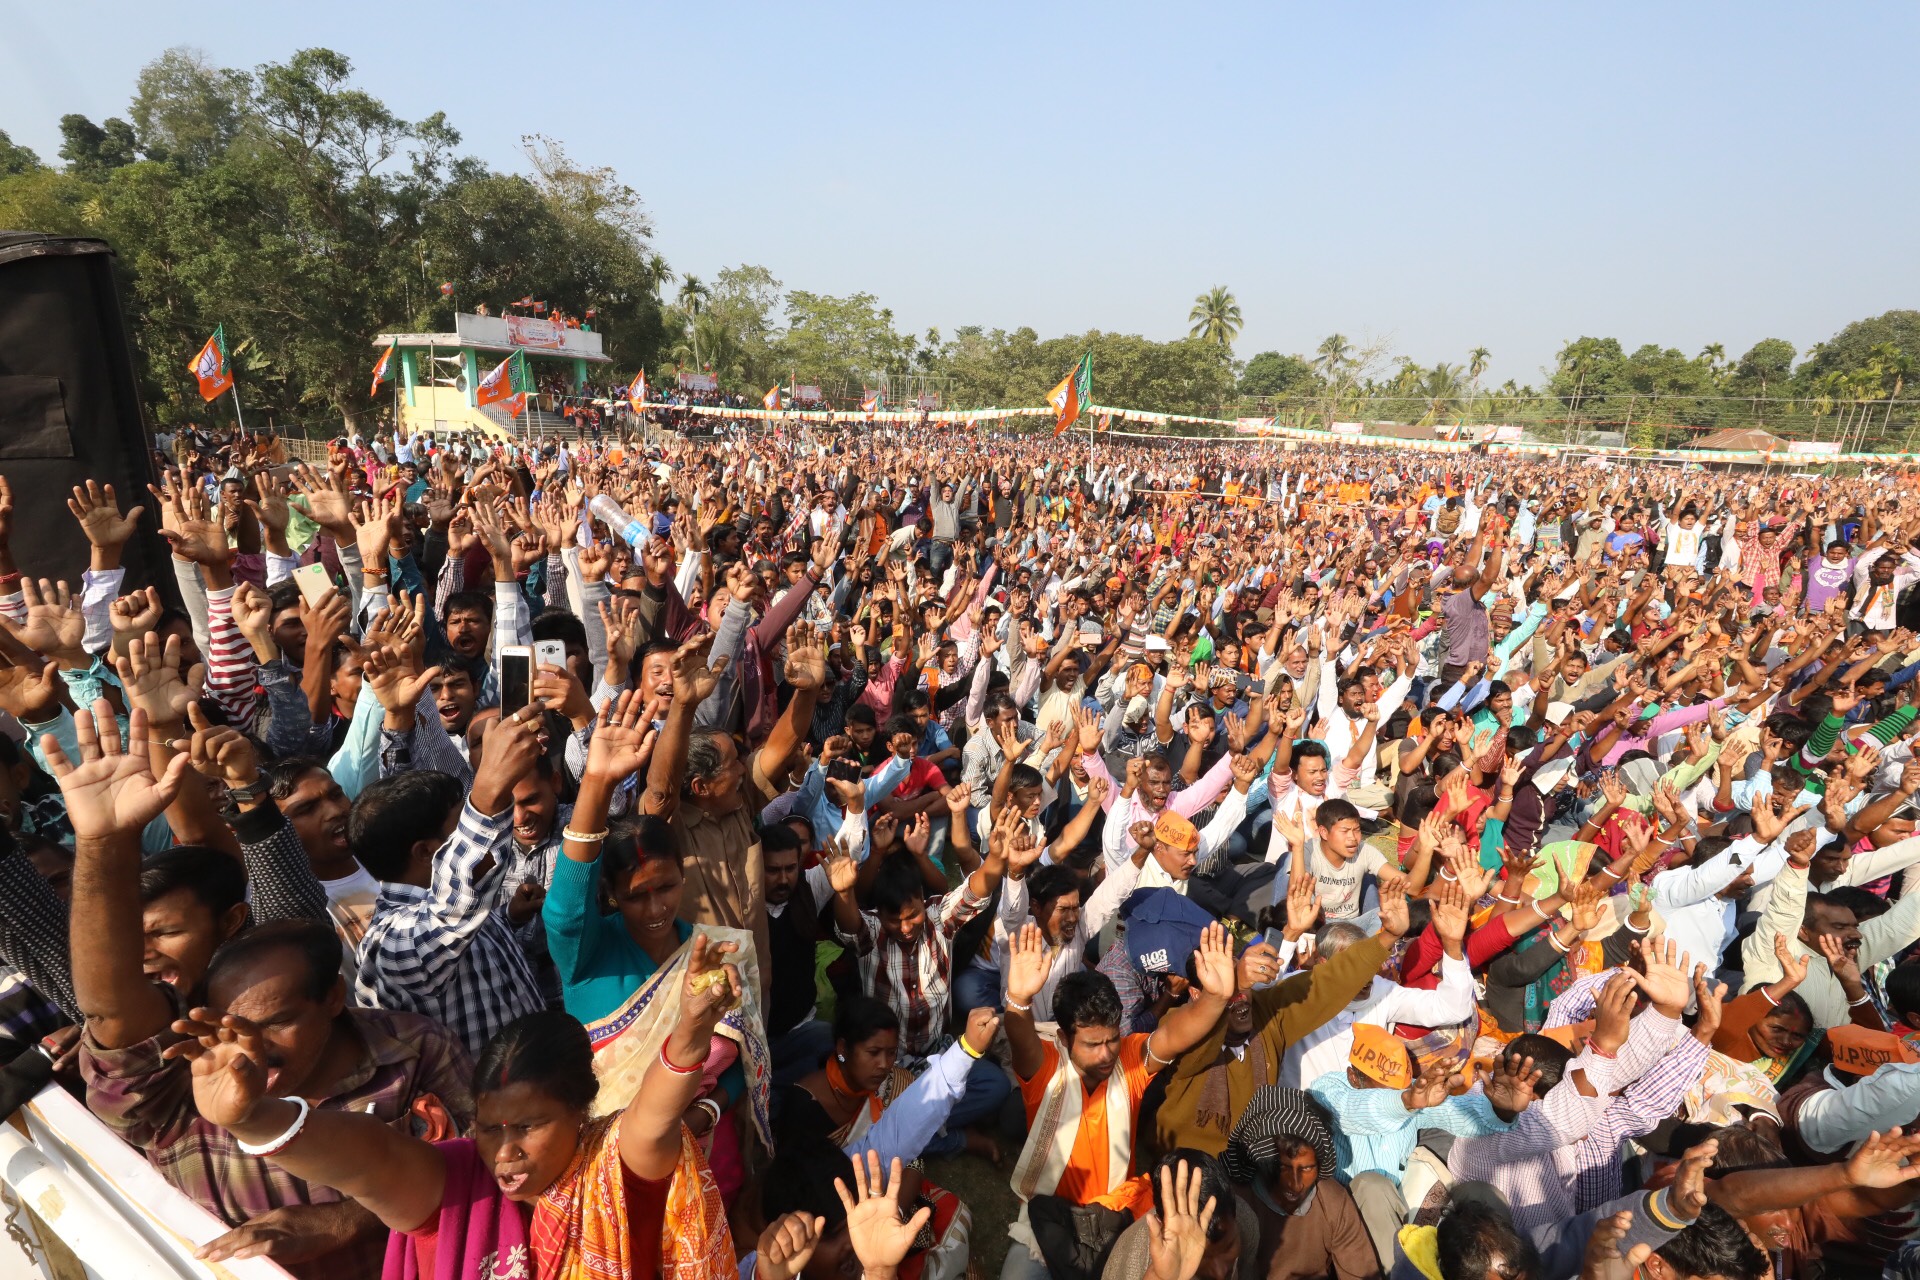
[225,776,270,808]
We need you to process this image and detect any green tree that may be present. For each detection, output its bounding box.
[1187,286,1242,350]
[1238,351,1313,398]
[774,291,914,394]
[58,114,139,181]
[1468,347,1491,382]
[1312,333,1352,380]
[1797,311,1920,391]
[1418,363,1466,425]
[0,129,41,177]
[128,48,249,171]
[1729,339,1796,397]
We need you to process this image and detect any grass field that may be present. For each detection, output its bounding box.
[924,1152,1019,1277]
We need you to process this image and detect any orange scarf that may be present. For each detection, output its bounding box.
[825,1056,884,1128]
[530,1116,732,1280]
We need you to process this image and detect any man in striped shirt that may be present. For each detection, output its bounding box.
[350,703,548,1056]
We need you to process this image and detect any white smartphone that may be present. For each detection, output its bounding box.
[292,562,334,608]
[500,646,532,714]
[534,639,568,673]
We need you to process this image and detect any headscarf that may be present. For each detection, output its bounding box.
[1219,1086,1337,1185]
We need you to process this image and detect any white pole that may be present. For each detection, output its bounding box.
[229,384,247,434]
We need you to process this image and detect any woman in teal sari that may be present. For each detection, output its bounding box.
[543,691,771,1203]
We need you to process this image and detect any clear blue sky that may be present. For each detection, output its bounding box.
[6,3,1916,386]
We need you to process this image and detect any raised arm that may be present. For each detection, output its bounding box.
[50,702,193,1050]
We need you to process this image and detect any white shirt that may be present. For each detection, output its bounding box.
[1648,837,1759,972]
[991,858,1140,1021]
[1797,1064,1920,1156]
[1283,954,1477,1087]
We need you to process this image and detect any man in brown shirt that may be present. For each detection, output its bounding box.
[642,626,828,1001]
[1222,1087,1380,1280]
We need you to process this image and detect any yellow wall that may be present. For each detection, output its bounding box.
[399,384,514,440]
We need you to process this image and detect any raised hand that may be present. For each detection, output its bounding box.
[822,835,859,896]
[108,585,164,659]
[67,479,143,550]
[1378,872,1411,938]
[184,702,260,790]
[112,632,203,725]
[680,933,742,1029]
[963,1006,1002,1057]
[1484,1050,1543,1119]
[0,655,62,723]
[158,484,233,567]
[362,643,441,714]
[1283,870,1322,940]
[42,701,190,840]
[1431,879,1471,951]
[756,1213,825,1280]
[229,580,278,660]
[1145,1159,1217,1280]
[835,1153,931,1276]
[1770,934,1810,991]
[1580,1208,1651,1280]
[1005,922,1050,1007]
[1404,1058,1454,1111]
[9,578,86,663]
[782,621,828,692]
[159,1007,273,1132]
[354,492,403,566]
[1690,967,1729,1044]
[1193,922,1237,999]
[670,632,728,704]
[1632,936,1695,1016]
[586,689,661,783]
[1591,970,1637,1056]
[1845,1127,1920,1191]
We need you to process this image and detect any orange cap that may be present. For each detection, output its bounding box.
[1828,1025,1920,1076]
[1540,1021,1594,1051]
[1349,1024,1413,1089]
[1153,810,1200,852]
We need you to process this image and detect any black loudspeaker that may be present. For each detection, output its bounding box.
[0,232,169,593]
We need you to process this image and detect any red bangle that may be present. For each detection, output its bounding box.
[1589,1045,1617,1060]
[658,1045,707,1076]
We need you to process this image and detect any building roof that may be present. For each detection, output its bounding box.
[372,313,610,363]
[1692,427,1787,452]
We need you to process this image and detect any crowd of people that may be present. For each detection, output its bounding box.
[6,420,1920,1280]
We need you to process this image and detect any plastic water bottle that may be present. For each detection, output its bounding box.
[589,493,649,548]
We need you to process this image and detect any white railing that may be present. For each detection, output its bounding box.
[0,1087,292,1280]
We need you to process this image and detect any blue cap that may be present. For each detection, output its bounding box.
[1122,888,1218,977]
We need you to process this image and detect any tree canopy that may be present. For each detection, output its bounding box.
[3,46,1916,445]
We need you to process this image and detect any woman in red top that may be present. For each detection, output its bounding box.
[170,936,745,1280]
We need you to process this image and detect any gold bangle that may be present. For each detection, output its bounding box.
[562,826,609,843]
[960,1038,984,1059]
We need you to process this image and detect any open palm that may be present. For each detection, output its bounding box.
[163,1010,272,1131]
[43,703,188,840]
[836,1153,930,1273]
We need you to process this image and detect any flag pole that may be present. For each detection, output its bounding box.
[230,384,247,435]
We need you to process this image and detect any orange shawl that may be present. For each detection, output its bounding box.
[530,1116,733,1280]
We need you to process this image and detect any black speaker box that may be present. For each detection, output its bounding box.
[0,232,169,594]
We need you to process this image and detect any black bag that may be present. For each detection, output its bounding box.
[1026,1194,1131,1280]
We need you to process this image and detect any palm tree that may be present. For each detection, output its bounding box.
[1699,343,1725,369]
[1468,347,1491,383]
[1312,333,1352,379]
[1418,363,1466,426]
[676,275,709,318]
[1187,287,1243,349]
[644,252,673,299]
